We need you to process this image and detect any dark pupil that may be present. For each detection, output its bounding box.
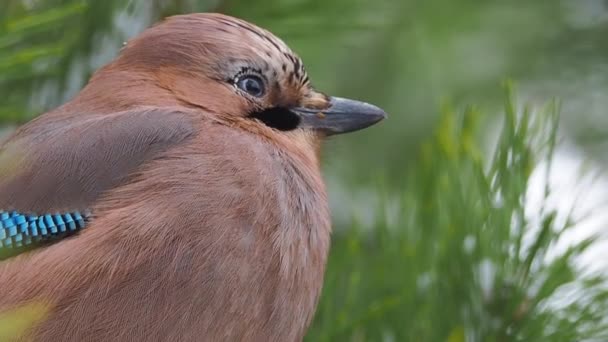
[238,76,264,97]
[245,79,260,93]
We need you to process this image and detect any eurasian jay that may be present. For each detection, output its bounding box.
[0,13,385,341]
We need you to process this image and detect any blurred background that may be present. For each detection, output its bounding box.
[2,0,608,341]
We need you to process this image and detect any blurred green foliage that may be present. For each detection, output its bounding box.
[2,0,608,341]
[0,302,48,340]
[0,1,118,123]
[308,89,608,341]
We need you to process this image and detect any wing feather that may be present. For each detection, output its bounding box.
[0,107,196,256]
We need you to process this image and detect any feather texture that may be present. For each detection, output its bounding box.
[0,107,196,213]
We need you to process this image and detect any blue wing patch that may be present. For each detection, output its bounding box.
[0,210,91,249]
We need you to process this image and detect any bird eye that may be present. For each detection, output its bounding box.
[236,75,265,97]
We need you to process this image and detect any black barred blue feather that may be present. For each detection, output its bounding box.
[0,210,91,248]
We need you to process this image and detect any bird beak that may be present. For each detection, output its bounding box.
[291,96,387,135]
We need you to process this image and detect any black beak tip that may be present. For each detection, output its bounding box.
[338,97,388,132]
[360,108,387,130]
[373,108,388,122]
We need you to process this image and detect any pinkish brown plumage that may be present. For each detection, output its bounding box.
[0,13,385,341]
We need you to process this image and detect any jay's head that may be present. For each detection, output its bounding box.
[107,13,386,140]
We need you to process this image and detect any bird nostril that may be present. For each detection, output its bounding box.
[250,107,301,131]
